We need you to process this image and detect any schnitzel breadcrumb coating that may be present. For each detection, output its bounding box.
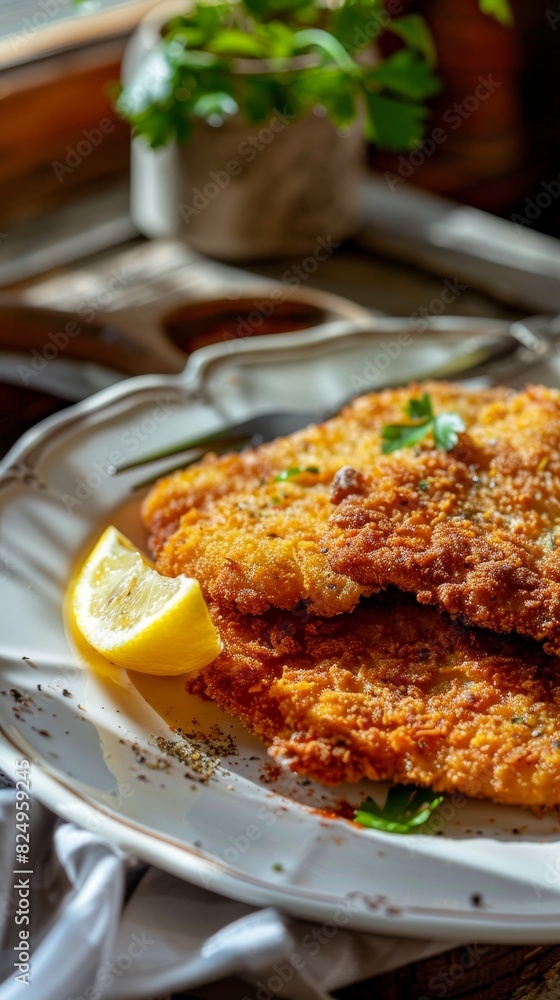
[188,595,560,809]
[143,383,506,616]
[325,384,560,653]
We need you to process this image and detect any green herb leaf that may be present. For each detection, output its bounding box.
[329,0,385,54]
[206,31,268,57]
[355,785,444,834]
[256,21,300,58]
[108,0,447,152]
[381,421,433,454]
[274,465,320,481]
[192,91,239,123]
[172,48,220,70]
[405,392,433,420]
[241,76,287,122]
[386,14,437,67]
[381,393,464,454]
[295,67,357,126]
[293,28,357,73]
[367,50,441,101]
[362,91,428,150]
[433,412,466,451]
[478,0,514,26]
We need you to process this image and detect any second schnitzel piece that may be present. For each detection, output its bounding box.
[325,384,560,654]
[188,594,560,809]
[143,383,505,616]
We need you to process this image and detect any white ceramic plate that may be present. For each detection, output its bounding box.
[2,320,560,944]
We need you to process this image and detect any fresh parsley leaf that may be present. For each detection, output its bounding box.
[330,0,385,54]
[362,91,428,151]
[381,421,433,454]
[274,466,320,481]
[367,50,441,101]
[256,21,299,59]
[432,412,465,451]
[206,31,268,57]
[386,14,437,68]
[405,392,433,420]
[294,67,358,127]
[381,393,464,454]
[355,785,444,834]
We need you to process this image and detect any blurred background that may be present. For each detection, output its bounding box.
[0,0,558,452]
[0,0,557,241]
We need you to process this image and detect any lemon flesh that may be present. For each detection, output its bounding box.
[72,526,222,675]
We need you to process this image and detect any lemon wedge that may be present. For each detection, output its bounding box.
[72,525,221,675]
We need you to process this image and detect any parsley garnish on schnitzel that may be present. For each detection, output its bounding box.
[354,784,444,834]
[274,466,320,482]
[381,392,465,454]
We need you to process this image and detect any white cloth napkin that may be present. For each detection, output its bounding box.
[0,790,459,1000]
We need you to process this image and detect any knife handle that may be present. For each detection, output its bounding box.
[0,302,177,375]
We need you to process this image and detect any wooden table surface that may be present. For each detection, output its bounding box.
[2,231,559,1000]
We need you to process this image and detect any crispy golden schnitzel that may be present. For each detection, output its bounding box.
[143,383,506,616]
[325,384,560,654]
[143,380,560,808]
[188,594,560,809]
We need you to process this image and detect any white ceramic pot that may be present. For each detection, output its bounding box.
[124,1,366,260]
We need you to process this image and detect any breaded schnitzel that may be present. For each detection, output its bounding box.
[143,383,506,616]
[188,593,560,809]
[325,384,560,654]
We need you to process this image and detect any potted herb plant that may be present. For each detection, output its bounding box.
[82,0,511,260]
